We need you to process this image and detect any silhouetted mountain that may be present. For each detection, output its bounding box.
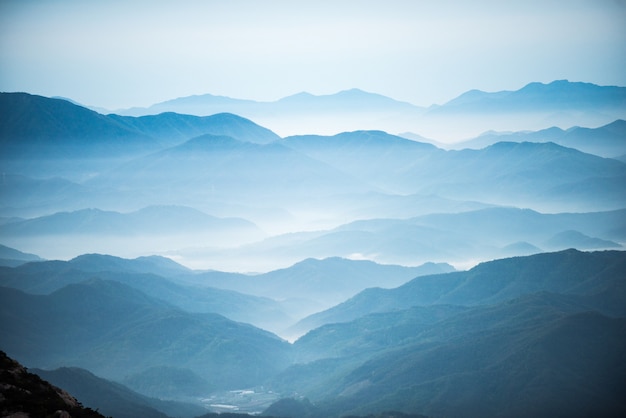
[437,80,626,112]
[117,92,261,117]
[0,254,453,334]
[544,230,621,250]
[88,134,372,212]
[282,130,439,191]
[0,205,256,235]
[193,257,455,318]
[305,309,626,417]
[222,207,625,271]
[0,92,157,158]
[282,131,626,211]
[0,256,293,333]
[69,253,189,276]
[268,282,626,418]
[273,89,420,113]
[0,173,102,218]
[0,205,264,259]
[112,81,626,140]
[0,279,292,389]
[293,304,470,363]
[498,241,543,257]
[0,351,105,418]
[109,111,281,145]
[0,92,283,179]
[112,88,427,140]
[3,94,625,268]
[418,80,626,140]
[414,142,625,210]
[291,249,626,334]
[33,366,206,418]
[0,243,43,267]
[453,119,626,158]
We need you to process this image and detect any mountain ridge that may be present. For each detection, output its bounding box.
[0,278,292,388]
[290,249,626,334]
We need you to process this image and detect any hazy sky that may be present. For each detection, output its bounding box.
[1,0,625,110]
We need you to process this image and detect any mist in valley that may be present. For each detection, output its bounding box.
[2,1,626,417]
[2,82,626,417]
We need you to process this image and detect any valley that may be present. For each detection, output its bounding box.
[1,81,625,417]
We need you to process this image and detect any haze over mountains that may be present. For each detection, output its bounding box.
[1,80,625,417]
[2,83,625,270]
[110,80,626,139]
[1,250,625,417]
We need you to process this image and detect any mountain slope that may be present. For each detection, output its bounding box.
[292,249,626,334]
[109,111,281,145]
[0,256,293,332]
[0,92,283,180]
[68,253,190,276]
[117,92,261,117]
[318,310,626,418]
[0,92,157,158]
[87,134,373,212]
[194,257,455,313]
[0,244,43,267]
[270,287,626,417]
[0,205,265,260]
[282,131,626,211]
[453,119,626,158]
[0,279,292,389]
[0,351,106,418]
[116,88,423,117]
[282,130,440,192]
[0,205,260,236]
[113,88,427,137]
[436,80,626,113]
[232,207,625,271]
[111,81,626,138]
[419,80,626,140]
[33,366,206,418]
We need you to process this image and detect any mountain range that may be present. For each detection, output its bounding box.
[107,80,626,139]
[289,248,626,335]
[0,89,624,273]
[0,243,43,267]
[2,249,624,418]
[267,249,626,417]
[1,80,625,417]
[0,253,452,335]
[0,92,279,180]
[0,278,292,390]
[449,118,626,158]
[178,207,624,273]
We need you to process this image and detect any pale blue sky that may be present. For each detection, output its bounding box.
[1,0,625,109]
